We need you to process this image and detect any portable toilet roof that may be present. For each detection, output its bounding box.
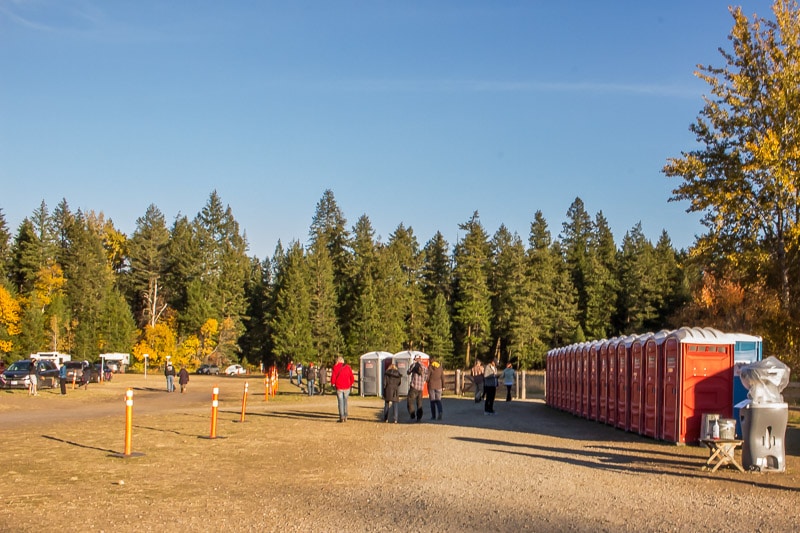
[393,350,430,362]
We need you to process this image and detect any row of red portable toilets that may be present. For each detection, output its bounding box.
[545,327,762,444]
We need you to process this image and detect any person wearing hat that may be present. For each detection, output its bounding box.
[426,356,445,420]
[406,354,427,422]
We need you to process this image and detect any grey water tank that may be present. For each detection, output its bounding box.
[739,400,788,472]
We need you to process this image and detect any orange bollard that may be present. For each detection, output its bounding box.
[72,373,77,390]
[264,374,269,402]
[124,388,134,456]
[240,381,248,422]
[209,386,219,439]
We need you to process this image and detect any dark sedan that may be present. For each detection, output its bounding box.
[0,359,60,389]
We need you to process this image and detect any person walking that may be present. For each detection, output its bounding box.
[471,360,484,403]
[28,359,38,396]
[165,360,176,392]
[331,356,354,422]
[382,363,403,423]
[502,362,516,402]
[81,360,91,390]
[306,362,316,396]
[318,363,328,395]
[59,362,67,395]
[295,362,303,388]
[427,357,445,420]
[406,355,427,422]
[178,365,190,393]
[483,358,499,415]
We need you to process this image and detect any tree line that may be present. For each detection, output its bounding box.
[4,1,800,376]
[0,190,688,372]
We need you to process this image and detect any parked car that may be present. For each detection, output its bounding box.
[197,364,220,375]
[0,359,59,389]
[62,361,86,384]
[224,364,246,376]
[92,364,113,382]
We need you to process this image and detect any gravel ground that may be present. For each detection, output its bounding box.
[2,375,799,532]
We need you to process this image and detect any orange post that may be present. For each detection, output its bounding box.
[72,373,77,390]
[124,388,134,456]
[240,382,249,422]
[264,374,269,402]
[209,386,219,439]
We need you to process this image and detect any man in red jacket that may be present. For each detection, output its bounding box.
[331,356,355,423]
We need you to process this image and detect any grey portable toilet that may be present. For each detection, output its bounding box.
[378,352,396,398]
[393,350,430,397]
[392,351,413,396]
[359,352,383,396]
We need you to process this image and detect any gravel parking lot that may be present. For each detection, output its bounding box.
[1,374,799,532]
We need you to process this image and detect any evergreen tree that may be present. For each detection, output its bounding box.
[560,197,592,331]
[270,241,314,363]
[489,225,526,364]
[0,209,11,283]
[583,212,618,339]
[386,224,425,351]
[452,212,492,368]
[307,235,344,364]
[125,204,171,328]
[426,292,454,366]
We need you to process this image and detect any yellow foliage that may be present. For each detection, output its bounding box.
[131,322,177,369]
[0,286,22,339]
[33,263,65,309]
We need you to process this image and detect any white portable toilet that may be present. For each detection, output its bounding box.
[393,350,430,397]
[359,351,393,396]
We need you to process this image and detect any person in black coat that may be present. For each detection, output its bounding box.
[382,363,403,423]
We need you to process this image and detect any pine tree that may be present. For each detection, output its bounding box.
[270,241,314,363]
[125,204,170,328]
[452,212,492,368]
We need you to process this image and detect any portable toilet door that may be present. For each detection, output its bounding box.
[393,351,413,396]
[581,343,591,419]
[606,338,619,427]
[588,342,600,420]
[629,334,652,434]
[643,330,669,439]
[598,339,614,424]
[376,351,396,398]
[569,344,579,415]
[359,352,381,396]
[616,335,637,431]
[662,328,734,444]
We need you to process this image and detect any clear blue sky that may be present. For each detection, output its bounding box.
[0,1,767,258]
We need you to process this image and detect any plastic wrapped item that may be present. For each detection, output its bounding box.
[739,356,791,404]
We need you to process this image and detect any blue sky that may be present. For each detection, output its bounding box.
[0,1,767,258]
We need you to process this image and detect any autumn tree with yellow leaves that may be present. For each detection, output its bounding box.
[664,0,800,366]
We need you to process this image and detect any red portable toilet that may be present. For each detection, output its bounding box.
[615,335,639,431]
[569,344,578,414]
[661,327,734,444]
[643,330,670,439]
[545,349,553,407]
[606,338,619,427]
[598,338,615,424]
[588,341,601,420]
[581,342,592,419]
[629,333,653,434]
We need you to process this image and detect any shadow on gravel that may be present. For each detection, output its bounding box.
[451,435,800,492]
[42,434,117,454]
